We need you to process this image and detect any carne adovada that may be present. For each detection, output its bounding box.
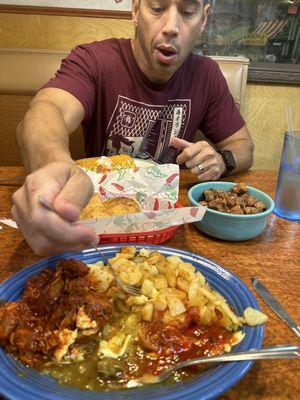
[0,247,267,390]
[200,183,267,215]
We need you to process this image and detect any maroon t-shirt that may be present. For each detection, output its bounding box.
[43,38,245,163]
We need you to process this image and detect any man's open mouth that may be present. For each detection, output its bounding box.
[156,46,178,64]
[159,48,176,56]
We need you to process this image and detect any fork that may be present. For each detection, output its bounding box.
[38,196,142,296]
[0,217,18,229]
[139,345,300,384]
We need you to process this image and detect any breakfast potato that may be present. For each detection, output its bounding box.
[167,296,186,317]
[243,307,268,326]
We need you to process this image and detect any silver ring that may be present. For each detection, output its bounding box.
[197,162,205,174]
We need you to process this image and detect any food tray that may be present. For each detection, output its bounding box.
[98,203,181,245]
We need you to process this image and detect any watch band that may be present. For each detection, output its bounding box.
[217,150,236,174]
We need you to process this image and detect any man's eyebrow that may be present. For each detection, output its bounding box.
[182,0,202,7]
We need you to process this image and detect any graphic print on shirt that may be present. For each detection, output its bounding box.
[105,96,191,163]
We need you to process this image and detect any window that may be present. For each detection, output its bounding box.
[195,0,300,83]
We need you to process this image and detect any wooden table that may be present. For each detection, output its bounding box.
[0,167,299,400]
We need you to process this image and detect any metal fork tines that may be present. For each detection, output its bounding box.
[38,195,142,296]
[91,245,141,296]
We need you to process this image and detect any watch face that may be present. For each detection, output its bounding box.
[219,150,236,172]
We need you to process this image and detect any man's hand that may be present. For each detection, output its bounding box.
[171,137,226,181]
[11,161,98,256]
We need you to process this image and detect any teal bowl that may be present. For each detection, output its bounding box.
[188,182,274,241]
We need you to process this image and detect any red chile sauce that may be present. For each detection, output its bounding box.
[124,319,234,379]
[42,315,235,390]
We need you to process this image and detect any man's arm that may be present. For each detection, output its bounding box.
[17,87,85,171]
[171,124,254,181]
[215,125,254,176]
[12,88,97,256]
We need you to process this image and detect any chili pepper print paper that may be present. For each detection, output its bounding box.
[80,162,207,234]
[81,206,206,234]
[88,163,180,210]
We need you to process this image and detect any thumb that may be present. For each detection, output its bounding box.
[170,136,192,150]
[53,172,94,222]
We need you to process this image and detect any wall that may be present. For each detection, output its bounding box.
[1,12,300,170]
[0,13,134,50]
[244,83,300,171]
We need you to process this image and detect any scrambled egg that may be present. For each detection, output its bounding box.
[76,306,97,330]
[98,333,131,359]
[53,329,78,362]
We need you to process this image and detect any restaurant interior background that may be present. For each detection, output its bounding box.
[0,0,299,171]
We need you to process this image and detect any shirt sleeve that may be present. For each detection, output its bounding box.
[199,62,245,143]
[41,44,98,124]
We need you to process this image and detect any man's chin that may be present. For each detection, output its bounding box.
[155,59,178,73]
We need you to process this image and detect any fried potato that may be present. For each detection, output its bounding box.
[86,247,267,351]
[243,307,268,326]
[167,296,186,317]
[141,279,155,297]
[152,294,168,311]
[176,277,190,293]
[141,303,154,322]
[153,274,168,290]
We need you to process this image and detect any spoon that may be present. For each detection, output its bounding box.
[138,345,300,384]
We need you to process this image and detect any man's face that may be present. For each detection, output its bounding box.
[132,0,209,83]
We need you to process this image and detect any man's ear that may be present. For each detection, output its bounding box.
[199,3,210,34]
[132,0,141,26]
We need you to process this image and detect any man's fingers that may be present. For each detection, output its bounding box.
[170,137,192,150]
[38,213,97,245]
[28,212,98,256]
[53,171,94,222]
[11,161,98,257]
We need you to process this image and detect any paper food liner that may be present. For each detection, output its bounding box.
[80,162,206,234]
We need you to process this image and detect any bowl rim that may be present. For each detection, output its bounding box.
[188,181,274,219]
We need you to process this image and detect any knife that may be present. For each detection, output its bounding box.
[252,277,300,340]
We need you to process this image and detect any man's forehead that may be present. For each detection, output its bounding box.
[145,0,202,4]
[183,0,202,5]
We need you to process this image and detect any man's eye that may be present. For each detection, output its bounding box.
[151,7,163,14]
[181,9,196,18]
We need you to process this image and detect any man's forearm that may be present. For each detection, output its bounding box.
[216,126,254,176]
[221,138,254,176]
[17,99,75,172]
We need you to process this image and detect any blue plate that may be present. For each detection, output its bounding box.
[0,244,264,400]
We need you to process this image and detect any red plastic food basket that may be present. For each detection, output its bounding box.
[98,203,181,245]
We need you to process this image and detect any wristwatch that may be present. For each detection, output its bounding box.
[217,150,236,175]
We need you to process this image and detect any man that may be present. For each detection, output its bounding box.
[12,0,253,256]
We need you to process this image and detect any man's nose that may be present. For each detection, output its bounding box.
[162,8,180,37]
